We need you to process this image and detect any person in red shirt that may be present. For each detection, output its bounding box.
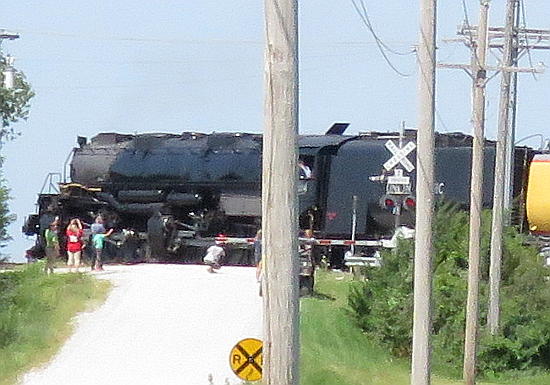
[66,218,84,272]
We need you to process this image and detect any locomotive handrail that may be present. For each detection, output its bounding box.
[39,172,62,195]
[62,147,76,183]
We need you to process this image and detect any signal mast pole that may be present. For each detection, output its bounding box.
[262,0,300,384]
[410,1,437,385]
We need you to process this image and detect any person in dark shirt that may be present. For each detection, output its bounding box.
[44,221,59,274]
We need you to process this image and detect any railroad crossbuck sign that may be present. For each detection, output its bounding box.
[383,140,416,172]
[229,338,263,381]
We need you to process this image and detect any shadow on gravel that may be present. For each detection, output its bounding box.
[88,270,118,276]
[307,291,336,301]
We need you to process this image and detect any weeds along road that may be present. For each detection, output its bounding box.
[20,264,262,385]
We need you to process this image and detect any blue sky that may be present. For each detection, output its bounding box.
[2,1,550,261]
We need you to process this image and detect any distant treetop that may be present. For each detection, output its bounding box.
[0,54,34,142]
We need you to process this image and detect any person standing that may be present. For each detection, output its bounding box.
[66,218,84,272]
[298,159,312,179]
[90,215,106,235]
[38,206,57,249]
[254,229,262,282]
[44,222,59,275]
[91,228,113,271]
[89,215,106,269]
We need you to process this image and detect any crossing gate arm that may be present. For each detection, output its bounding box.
[214,236,397,248]
[214,236,256,245]
[344,257,381,267]
[300,238,386,247]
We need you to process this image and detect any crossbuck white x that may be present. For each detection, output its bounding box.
[383,140,416,172]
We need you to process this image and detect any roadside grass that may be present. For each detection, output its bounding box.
[300,270,550,385]
[0,262,110,385]
[300,270,411,385]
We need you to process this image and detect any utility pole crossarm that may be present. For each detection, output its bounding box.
[437,63,544,74]
[457,25,550,57]
[0,30,20,40]
[489,65,544,73]
[488,44,550,50]
[437,63,473,70]
[461,25,550,40]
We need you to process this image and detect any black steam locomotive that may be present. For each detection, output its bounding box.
[22,123,534,267]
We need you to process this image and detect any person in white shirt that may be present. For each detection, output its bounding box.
[298,160,312,179]
[203,242,226,273]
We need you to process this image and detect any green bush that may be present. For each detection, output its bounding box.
[348,202,550,378]
[0,262,109,385]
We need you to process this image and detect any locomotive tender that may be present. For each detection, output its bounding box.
[22,123,536,266]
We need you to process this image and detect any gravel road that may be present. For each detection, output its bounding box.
[20,264,262,385]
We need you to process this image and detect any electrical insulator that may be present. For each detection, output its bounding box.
[3,67,14,89]
[3,56,15,90]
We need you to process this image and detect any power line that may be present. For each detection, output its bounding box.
[17,50,374,65]
[519,0,538,80]
[416,20,453,133]
[354,0,414,56]
[16,27,418,49]
[350,0,413,77]
[322,40,415,47]
[420,65,453,133]
[15,29,263,46]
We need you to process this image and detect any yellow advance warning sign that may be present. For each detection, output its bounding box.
[229,338,263,381]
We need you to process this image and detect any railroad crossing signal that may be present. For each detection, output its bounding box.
[387,168,410,186]
[383,140,416,172]
[229,338,263,381]
[386,169,412,195]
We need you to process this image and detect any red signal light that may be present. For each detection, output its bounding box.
[404,197,416,208]
[384,198,395,208]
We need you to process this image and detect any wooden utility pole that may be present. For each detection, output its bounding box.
[502,4,521,218]
[463,2,489,385]
[438,5,545,382]
[488,0,517,336]
[410,1,437,384]
[262,0,300,384]
[456,19,549,222]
